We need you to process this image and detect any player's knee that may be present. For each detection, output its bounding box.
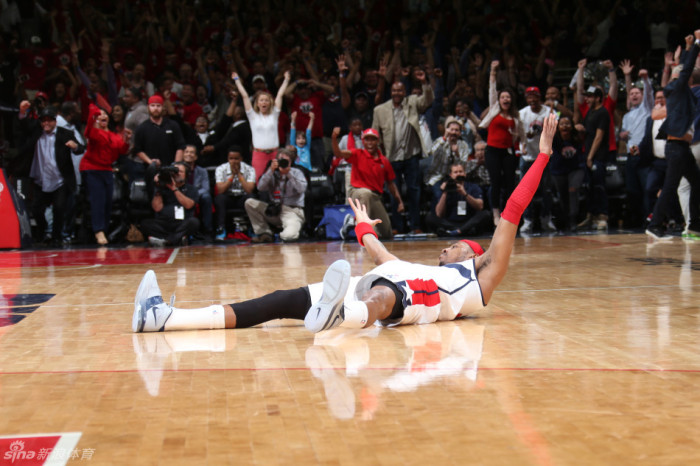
[361,286,398,320]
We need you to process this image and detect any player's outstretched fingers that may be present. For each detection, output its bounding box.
[348,197,367,217]
[539,113,557,155]
[348,197,381,227]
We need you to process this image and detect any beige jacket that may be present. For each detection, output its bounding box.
[372,83,434,161]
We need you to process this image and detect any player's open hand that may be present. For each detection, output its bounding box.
[539,112,558,156]
[348,197,382,227]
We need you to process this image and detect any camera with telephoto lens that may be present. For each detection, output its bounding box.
[265,201,282,217]
[445,175,466,192]
[277,158,290,169]
[156,166,180,189]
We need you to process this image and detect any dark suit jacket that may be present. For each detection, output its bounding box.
[211,119,251,165]
[638,116,655,167]
[182,115,252,167]
[658,41,699,139]
[13,118,83,192]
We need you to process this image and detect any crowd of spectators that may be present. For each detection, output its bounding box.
[0,0,697,247]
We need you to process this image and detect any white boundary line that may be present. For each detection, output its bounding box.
[166,247,180,264]
[45,432,82,466]
[27,283,698,310]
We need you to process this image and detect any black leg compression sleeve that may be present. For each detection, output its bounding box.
[231,287,312,328]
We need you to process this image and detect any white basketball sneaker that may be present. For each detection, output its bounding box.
[133,270,173,332]
[304,260,351,333]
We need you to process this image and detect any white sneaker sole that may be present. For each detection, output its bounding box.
[305,260,351,333]
[645,230,673,242]
[133,270,158,332]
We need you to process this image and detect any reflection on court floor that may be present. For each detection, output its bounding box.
[132,322,485,421]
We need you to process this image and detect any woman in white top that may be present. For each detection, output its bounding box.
[232,70,291,180]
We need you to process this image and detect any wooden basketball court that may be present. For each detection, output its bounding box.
[1,233,699,465]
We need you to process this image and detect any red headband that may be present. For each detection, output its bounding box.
[460,239,484,256]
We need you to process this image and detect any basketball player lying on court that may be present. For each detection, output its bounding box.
[132,113,558,334]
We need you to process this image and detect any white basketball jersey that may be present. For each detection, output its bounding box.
[354,259,485,326]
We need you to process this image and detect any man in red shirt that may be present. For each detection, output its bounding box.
[179,83,203,127]
[331,127,404,238]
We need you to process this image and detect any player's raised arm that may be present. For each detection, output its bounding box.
[348,197,399,266]
[475,112,557,303]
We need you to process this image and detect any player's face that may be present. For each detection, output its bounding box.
[438,242,472,266]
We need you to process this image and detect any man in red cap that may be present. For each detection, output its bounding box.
[131,114,559,335]
[331,126,404,239]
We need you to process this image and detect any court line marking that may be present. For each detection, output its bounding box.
[166,248,180,264]
[1,367,699,375]
[46,432,82,466]
[567,236,623,246]
[0,264,102,272]
[496,283,699,293]
[24,282,700,309]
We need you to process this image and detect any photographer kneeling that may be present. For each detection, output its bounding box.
[244,148,308,243]
[426,163,492,237]
[140,162,201,246]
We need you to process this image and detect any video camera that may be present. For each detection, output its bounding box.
[444,175,466,193]
[156,166,180,189]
